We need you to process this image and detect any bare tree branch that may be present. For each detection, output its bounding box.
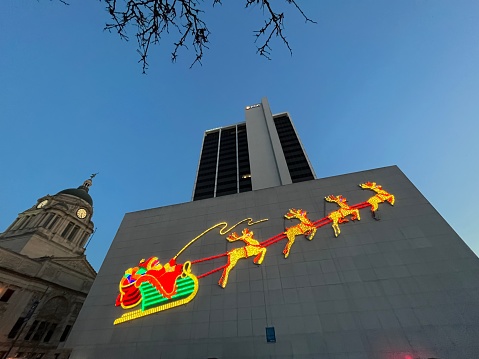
[50,0,70,5]
[246,0,316,59]
[102,0,315,72]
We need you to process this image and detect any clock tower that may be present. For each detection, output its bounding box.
[0,177,97,359]
[0,176,95,258]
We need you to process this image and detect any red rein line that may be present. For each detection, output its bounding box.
[197,265,227,279]
[191,252,227,264]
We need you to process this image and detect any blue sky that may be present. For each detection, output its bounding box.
[1,1,478,271]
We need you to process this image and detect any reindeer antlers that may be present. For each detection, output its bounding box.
[226,232,240,241]
[285,208,306,217]
[227,228,253,242]
[325,194,346,202]
[359,182,376,189]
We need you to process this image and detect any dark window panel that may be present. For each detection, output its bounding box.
[8,317,25,338]
[32,321,48,341]
[59,325,72,342]
[274,115,314,183]
[43,323,57,342]
[0,288,15,302]
[24,320,39,340]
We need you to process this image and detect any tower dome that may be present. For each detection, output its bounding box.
[57,175,96,206]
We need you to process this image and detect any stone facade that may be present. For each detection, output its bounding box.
[0,180,96,359]
[67,166,479,359]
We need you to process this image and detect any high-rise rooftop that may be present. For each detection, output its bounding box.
[193,98,315,200]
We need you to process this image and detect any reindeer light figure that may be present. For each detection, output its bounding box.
[218,228,267,288]
[283,209,317,258]
[325,195,360,237]
[359,182,395,213]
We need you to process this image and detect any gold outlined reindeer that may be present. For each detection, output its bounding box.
[359,182,395,219]
[283,209,317,258]
[325,195,360,237]
[218,229,266,288]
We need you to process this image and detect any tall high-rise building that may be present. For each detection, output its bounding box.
[67,101,479,359]
[193,98,315,200]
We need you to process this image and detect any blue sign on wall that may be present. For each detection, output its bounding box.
[266,326,276,343]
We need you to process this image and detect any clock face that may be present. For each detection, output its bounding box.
[37,200,48,209]
[76,208,87,219]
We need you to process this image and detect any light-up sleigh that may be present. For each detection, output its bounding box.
[114,257,198,324]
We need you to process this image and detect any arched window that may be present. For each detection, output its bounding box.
[25,296,69,342]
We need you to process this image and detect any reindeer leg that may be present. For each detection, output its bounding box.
[254,248,266,264]
[260,248,267,263]
[219,263,234,288]
[218,268,227,288]
[332,223,340,237]
[350,210,358,221]
[283,235,294,258]
[219,255,235,288]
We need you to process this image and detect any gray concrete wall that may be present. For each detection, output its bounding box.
[67,166,479,359]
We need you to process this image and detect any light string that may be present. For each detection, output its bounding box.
[114,182,395,323]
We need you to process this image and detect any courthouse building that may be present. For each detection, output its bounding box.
[67,99,479,359]
[0,178,97,359]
